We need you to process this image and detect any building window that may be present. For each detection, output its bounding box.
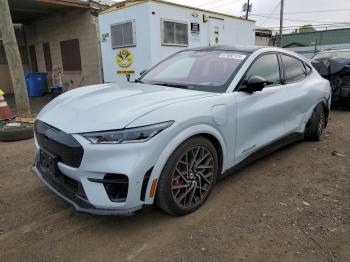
[60,39,82,71]
[29,45,38,72]
[19,46,29,65]
[162,20,188,46]
[0,41,28,65]
[110,21,136,49]
[0,41,6,64]
[43,42,52,71]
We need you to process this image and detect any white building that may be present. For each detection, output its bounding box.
[255,27,275,46]
[99,0,255,83]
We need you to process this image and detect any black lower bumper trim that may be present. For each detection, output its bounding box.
[32,164,142,216]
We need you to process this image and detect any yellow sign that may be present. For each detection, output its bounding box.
[116,48,134,69]
[117,70,135,75]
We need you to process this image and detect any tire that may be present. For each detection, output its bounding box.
[156,136,219,216]
[0,123,34,142]
[304,104,326,141]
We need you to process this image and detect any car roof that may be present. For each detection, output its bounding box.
[186,45,296,55]
[187,45,264,53]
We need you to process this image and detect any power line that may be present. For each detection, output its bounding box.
[197,0,224,7]
[197,0,229,8]
[253,8,350,15]
[205,0,243,10]
[260,1,281,26]
[263,23,350,29]
[251,14,350,24]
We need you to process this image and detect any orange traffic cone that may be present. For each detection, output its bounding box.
[0,89,15,121]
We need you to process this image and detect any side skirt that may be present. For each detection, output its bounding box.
[220,132,304,178]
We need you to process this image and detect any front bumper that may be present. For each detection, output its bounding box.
[32,164,142,216]
[32,119,180,216]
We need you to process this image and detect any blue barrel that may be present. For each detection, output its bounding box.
[25,72,48,97]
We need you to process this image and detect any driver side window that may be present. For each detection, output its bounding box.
[244,54,281,86]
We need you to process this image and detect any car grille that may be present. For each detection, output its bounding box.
[34,120,84,168]
[38,162,88,200]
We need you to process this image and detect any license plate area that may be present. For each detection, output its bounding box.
[40,149,59,177]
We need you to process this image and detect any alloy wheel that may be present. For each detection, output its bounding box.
[171,146,215,209]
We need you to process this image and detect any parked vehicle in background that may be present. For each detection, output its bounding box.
[311,49,350,109]
[32,46,331,216]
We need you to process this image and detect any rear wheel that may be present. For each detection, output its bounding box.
[156,136,219,216]
[304,104,326,141]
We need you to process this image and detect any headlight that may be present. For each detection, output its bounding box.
[81,121,174,144]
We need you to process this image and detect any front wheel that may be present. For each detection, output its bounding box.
[156,136,219,216]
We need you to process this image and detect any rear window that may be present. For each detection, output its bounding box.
[281,55,307,83]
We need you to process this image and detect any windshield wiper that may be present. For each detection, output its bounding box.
[153,83,190,89]
[134,78,144,83]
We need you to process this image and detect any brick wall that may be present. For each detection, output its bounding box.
[25,9,102,90]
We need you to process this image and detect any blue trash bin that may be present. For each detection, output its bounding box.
[24,72,48,97]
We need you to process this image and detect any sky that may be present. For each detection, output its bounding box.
[112,0,350,33]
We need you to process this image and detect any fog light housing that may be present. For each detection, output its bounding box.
[103,174,128,203]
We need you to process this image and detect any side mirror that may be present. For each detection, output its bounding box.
[239,75,267,93]
[139,69,147,76]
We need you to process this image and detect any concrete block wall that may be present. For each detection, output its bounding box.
[25,9,102,90]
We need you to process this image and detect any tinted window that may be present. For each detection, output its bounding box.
[245,54,280,85]
[281,55,306,82]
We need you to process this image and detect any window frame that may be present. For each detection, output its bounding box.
[279,53,311,84]
[161,18,189,47]
[110,20,136,49]
[236,52,283,91]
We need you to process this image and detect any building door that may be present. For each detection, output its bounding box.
[209,17,224,46]
[28,45,38,72]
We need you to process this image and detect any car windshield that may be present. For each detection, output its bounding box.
[313,51,350,60]
[139,50,248,93]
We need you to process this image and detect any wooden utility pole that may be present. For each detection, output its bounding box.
[0,0,31,118]
[279,0,285,47]
[245,0,250,20]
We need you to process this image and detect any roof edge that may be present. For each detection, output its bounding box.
[100,0,255,23]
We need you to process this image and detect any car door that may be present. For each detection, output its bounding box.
[279,54,314,134]
[234,53,289,164]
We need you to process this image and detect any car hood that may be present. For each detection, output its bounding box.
[37,82,218,133]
